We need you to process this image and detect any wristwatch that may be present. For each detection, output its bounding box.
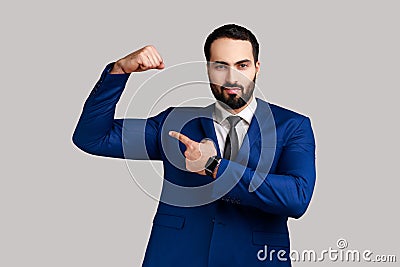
[205,156,222,177]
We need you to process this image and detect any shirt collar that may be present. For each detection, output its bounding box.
[213,95,257,125]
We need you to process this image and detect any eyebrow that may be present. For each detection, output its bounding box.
[213,59,252,65]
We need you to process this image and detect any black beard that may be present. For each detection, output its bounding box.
[210,76,256,110]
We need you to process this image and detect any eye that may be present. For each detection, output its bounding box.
[238,63,249,69]
[214,64,228,70]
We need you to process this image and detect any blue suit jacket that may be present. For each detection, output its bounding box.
[72,63,316,266]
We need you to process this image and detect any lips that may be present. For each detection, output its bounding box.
[223,87,242,95]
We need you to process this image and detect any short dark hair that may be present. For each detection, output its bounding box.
[204,24,259,62]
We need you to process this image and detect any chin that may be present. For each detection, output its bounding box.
[224,97,247,110]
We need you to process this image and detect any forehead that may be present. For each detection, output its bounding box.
[209,38,254,63]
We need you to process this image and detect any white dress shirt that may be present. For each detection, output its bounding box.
[212,96,257,156]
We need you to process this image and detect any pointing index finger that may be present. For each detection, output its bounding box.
[169,131,193,147]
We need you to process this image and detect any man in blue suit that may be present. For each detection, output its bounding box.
[73,24,316,266]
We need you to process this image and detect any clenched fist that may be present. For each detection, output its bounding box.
[110,45,165,74]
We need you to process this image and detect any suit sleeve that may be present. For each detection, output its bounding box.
[214,117,316,219]
[72,63,170,160]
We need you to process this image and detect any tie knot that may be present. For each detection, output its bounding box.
[226,116,241,128]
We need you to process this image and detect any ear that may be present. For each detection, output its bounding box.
[255,61,261,77]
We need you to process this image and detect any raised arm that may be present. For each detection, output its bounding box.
[72,46,167,160]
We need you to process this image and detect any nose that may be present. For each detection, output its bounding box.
[226,67,238,85]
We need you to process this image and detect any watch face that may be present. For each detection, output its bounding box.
[205,156,214,169]
[205,156,220,176]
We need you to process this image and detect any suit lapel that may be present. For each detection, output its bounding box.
[199,103,222,158]
[235,99,275,163]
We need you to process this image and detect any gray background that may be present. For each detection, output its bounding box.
[1,0,399,266]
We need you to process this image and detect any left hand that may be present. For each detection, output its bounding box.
[169,131,217,175]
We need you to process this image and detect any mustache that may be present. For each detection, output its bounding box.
[221,83,244,90]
